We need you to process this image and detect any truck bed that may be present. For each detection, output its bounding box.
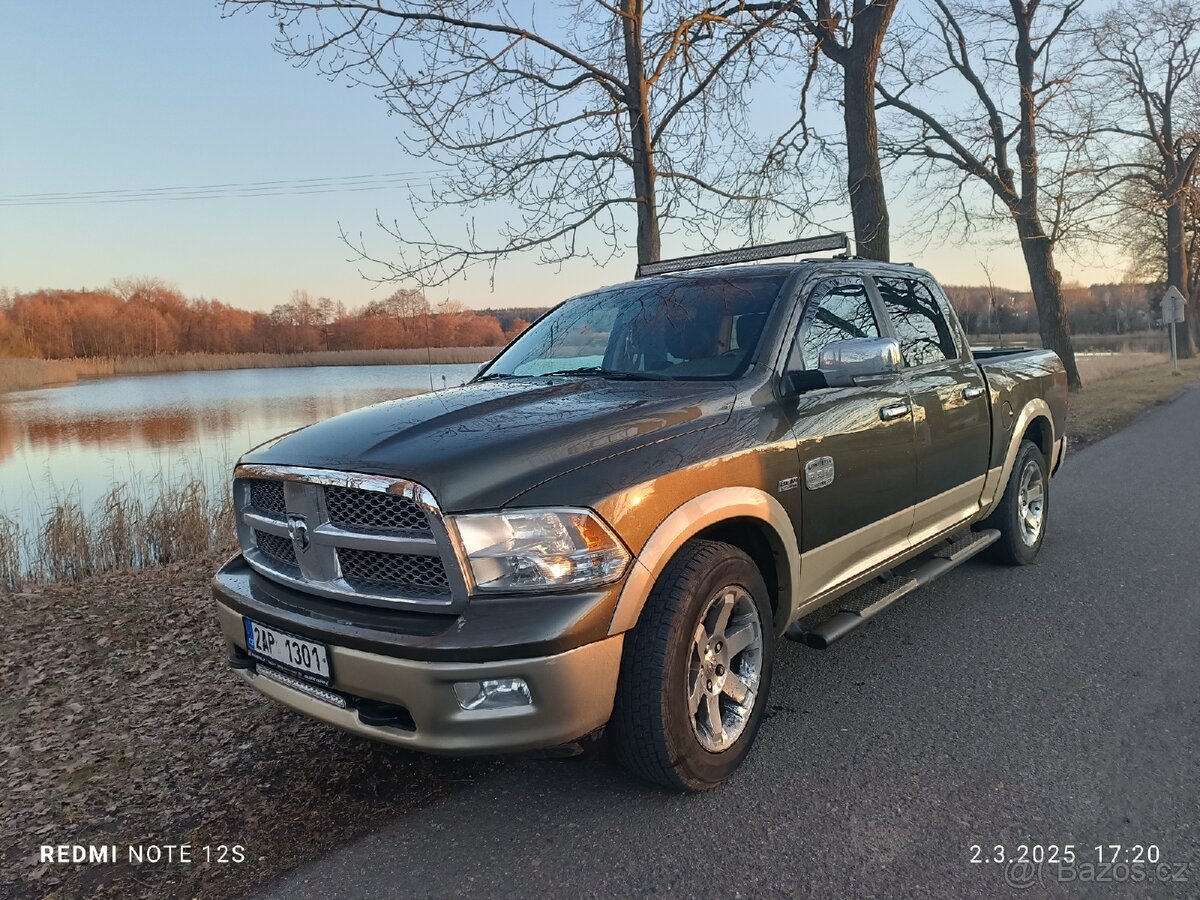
[976,347,1069,472]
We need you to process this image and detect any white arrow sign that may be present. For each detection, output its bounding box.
[1161,285,1187,324]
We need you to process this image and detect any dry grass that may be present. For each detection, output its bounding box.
[1075,352,1168,382]
[0,358,114,392]
[1069,356,1200,449]
[0,347,498,393]
[0,477,236,591]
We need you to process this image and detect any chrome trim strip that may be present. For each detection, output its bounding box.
[243,510,290,536]
[235,463,440,508]
[310,523,439,555]
[241,549,458,610]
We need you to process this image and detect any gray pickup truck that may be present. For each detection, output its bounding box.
[212,234,1067,791]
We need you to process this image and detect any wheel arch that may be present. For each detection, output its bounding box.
[609,487,800,636]
[980,399,1055,519]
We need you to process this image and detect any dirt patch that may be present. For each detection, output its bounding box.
[1068,356,1200,450]
[0,556,497,898]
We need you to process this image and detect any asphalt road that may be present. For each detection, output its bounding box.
[265,385,1200,899]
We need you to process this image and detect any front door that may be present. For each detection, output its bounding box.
[780,275,918,601]
[873,275,992,544]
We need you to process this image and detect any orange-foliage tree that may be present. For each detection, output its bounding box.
[0,281,519,360]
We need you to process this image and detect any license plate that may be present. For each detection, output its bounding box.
[243,618,332,685]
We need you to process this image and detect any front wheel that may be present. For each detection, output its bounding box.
[982,439,1049,566]
[610,539,774,791]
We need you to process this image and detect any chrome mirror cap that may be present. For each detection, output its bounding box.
[819,337,902,387]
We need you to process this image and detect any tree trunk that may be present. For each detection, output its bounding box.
[621,0,661,266]
[1015,212,1083,391]
[837,0,896,262]
[1165,200,1196,358]
[843,60,889,261]
[1010,0,1080,391]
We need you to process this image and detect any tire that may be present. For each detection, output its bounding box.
[981,439,1049,566]
[610,539,774,792]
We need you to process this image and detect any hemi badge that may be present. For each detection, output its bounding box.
[804,456,835,490]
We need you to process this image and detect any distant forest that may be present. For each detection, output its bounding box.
[0,276,1172,361]
[0,279,537,359]
[943,281,1169,338]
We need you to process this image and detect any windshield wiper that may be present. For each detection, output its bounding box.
[539,366,668,381]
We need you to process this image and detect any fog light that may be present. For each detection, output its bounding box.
[453,678,532,710]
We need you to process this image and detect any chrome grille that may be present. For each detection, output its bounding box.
[254,529,297,567]
[248,479,286,515]
[338,548,448,590]
[233,465,464,611]
[325,487,430,533]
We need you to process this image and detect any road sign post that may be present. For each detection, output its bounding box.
[1160,286,1188,375]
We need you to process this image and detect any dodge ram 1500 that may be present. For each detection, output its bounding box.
[212,234,1067,790]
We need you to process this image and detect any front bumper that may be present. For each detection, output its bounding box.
[213,555,626,753]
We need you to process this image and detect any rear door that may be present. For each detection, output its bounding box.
[780,275,918,600]
[872,274,992,544]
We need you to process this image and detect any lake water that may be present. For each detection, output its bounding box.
[0,340,1169,537]
[1,364,479,530]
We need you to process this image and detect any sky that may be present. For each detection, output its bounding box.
[0,1,1119,313]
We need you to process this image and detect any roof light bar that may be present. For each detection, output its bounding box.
[635,232,850,279]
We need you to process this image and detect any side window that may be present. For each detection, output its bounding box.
[795,277,881,370]
[876,277,959,367]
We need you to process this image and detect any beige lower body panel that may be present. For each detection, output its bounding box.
[216,601,623,754]
[796,477,988,618]
[909,475,986,548]
[797,505,914,602]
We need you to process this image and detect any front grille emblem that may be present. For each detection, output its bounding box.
[287,514,311,552]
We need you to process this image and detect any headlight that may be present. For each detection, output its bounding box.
[450,508,630,593]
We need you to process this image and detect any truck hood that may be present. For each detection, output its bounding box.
[242,377,736,511]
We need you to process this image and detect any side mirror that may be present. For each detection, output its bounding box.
[781,336,903,396]
[818,337,902,387]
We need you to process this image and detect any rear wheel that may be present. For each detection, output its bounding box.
[610,539,774,791]
[982,439,1048,566]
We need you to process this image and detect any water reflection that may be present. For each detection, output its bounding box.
[0,364,476,525]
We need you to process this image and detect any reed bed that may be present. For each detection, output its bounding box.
[0,476,236,591]
[0,347,498,393]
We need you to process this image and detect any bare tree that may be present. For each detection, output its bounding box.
[224,1,810,285]
[786,1,900,260]
[1087,1,1200,357]
[1111,148,1200,308]
[876,0,1084,391]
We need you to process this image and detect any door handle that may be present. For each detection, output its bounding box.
[879,402,912,421]
[963,385,985,400]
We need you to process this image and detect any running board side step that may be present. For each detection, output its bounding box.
[785,529,1001,650]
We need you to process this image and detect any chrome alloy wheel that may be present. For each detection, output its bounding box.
[1016,459,1046,547]
[686,585,764,753]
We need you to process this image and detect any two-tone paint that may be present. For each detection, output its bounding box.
[216,258,1067,754]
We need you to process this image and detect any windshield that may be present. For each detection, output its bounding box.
[480,272,789,381]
